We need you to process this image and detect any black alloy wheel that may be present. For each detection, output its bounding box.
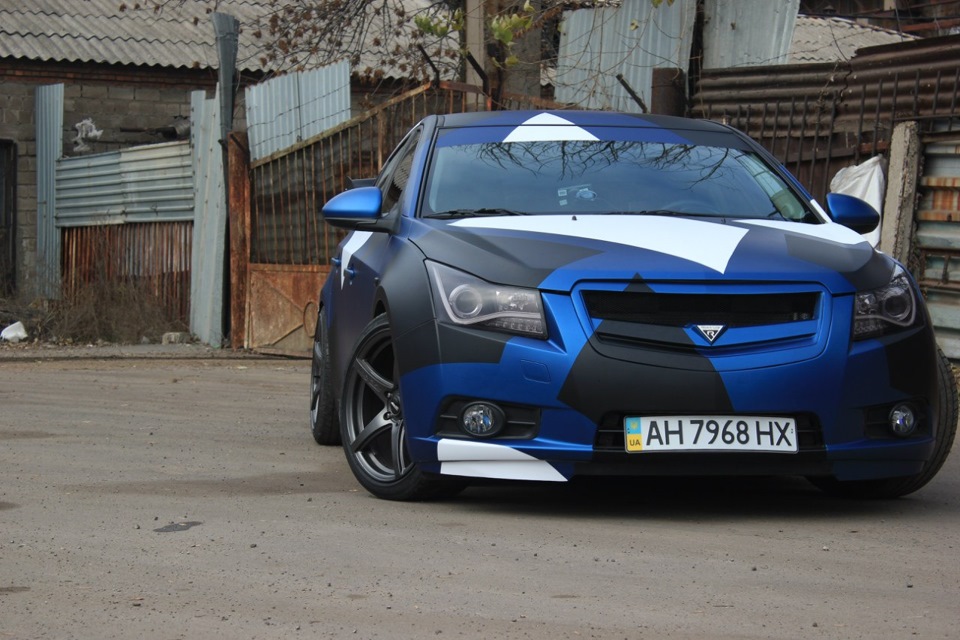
[310,309,339,445]
[340,314,467,500]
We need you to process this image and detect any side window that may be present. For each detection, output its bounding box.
[378,129,421,214]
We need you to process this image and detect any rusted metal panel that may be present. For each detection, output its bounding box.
[60,221,192,325]
[228,132,251,351]
[246,265,329,353]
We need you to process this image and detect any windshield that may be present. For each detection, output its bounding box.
[422,129,814,222]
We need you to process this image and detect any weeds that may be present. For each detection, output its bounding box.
[1,278,188,345]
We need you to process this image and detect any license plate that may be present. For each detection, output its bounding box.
[624,416,798,453]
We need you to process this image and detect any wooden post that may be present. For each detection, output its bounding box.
[227,131,251,350]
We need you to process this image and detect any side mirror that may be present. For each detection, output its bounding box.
[321,186,383,229]
[825,193,880,234]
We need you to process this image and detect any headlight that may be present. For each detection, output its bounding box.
[853,265,918,340]
[427,261,547,338]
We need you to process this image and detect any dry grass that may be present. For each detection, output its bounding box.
[1,278,187,344]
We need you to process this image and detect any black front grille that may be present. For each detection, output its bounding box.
[583,291,819,328]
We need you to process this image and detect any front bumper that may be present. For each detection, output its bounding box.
[398,290,940,484]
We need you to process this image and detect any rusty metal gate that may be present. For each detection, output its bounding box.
[236,82,566,353]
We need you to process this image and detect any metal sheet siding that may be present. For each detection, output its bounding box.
[917,131,960,358]
[36,83,63,299]
[55,141,194,227]
[554,0,696,112]
[245,62,351,161]
[190,88,226,346]
[702,0,799,69]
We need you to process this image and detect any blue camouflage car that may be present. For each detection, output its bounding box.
[310,110,957,501]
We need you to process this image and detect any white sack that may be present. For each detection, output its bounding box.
[1,321,28,343]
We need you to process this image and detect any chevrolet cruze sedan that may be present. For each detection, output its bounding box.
[310,110,956,501]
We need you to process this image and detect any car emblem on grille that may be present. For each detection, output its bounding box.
[695,324,726,343]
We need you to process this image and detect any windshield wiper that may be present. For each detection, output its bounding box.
[424,208,529,219]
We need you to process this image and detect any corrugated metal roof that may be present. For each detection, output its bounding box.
[0,0,270,73]
[790,15,918,64]
[0,0,451,79]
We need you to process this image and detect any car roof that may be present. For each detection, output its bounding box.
[434,110,732,134]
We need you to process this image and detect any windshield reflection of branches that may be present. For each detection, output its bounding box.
[473,141,632,179]
[467,141,737,186]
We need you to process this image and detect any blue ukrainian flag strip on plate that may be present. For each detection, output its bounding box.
[625,417,644,452]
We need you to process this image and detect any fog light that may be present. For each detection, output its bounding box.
[889,404,917,437]
[460,402,505,438]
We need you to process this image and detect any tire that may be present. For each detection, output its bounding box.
[310,309,340,445]
[811,348,958,499]
[339,314,467,501]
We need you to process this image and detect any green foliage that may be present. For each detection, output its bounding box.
[415,8,463,39]
[414,1,536,69]
[489,9,533,47]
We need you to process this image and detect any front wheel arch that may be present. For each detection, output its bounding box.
[809,348,958,499]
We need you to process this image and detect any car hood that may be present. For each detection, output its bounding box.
[408,215,894,294]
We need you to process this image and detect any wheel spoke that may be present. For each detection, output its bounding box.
[355,356,394,403]
[391,420,408,477]
[350,410,391,454]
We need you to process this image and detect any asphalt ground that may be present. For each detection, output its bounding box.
[1,346,958,639]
